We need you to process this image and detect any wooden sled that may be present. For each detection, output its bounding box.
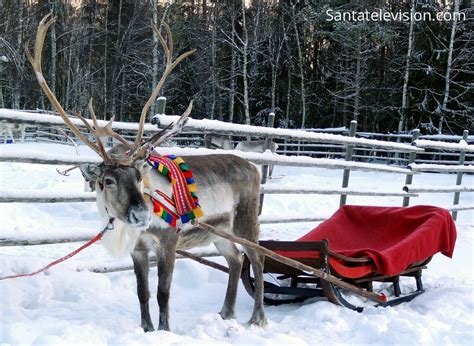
[188,206,455,311]
[240,205,456,311]
[241,239,431,311]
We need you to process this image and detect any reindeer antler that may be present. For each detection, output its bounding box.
[132,22,196,152]
[27,13,130,164]
[130,101,193,162]
[28,14,195,165]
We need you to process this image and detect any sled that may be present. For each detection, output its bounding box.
[241,205,457,311]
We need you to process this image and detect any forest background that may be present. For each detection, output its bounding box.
[0,0,472,134]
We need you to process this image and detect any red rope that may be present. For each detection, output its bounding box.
[0,218,114,281]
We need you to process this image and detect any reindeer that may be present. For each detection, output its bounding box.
[235,140,278,177]
[27,14,267,332]
[203,134,233,150]
[234,139,278,154]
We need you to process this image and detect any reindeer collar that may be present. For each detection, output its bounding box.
[143,154,203,228]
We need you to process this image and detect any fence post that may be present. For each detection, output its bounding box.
[150,96,167,127]
[402,129,420,207]
[452,129,469,221]
[259,112,276,214]
[339,120,357,206]
[156,96,166,115]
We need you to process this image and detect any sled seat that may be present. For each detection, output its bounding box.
[241,205,456,309]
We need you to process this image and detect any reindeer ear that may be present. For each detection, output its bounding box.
[134,159,152,176]
[79,164,102,181]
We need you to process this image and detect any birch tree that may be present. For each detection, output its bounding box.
[291,3,306,128]
[241,0,250,125]
[398,0,415,133]
[438,0,460,134]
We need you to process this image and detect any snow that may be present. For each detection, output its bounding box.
[0,109,423,152]
[421,134,474,141]
[1,142,473,345]
[0,189,95,201]
[1,143,413,174]
[0,144,102,164]
[262,186,416,197]
[403,185,474,193]
[415,139,474,152]
[154,114,424,152]
[0,108,158,133]
[409,163,474,173]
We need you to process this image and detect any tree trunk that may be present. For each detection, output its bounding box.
[65,38,72,111]
[110,0,123,120]
[228,12,236,123]
[353,43,361,122]
[285,73,291,128]
[438,0,459,134]
[120,73,126,121]
[13,0,24,109]
[48,1,57,110]
[0,84,4,108]
[210,5,217,120]
[151,0,159,116]
[151,3,171,118]
[271,35,283,113]
[242,1,250,125]
[271,64,277,112]
[292,6,306,128]
[342,57,349,127]
[103,3,109,118]
[398,0,415,134]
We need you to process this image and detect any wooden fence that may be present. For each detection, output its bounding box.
[0,107,472,272]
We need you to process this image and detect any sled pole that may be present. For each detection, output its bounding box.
[194,221,386,304]
[176,249,229,274]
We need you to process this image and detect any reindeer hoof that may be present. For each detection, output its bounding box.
[248,313,268,327]
[158,323,171,331]
[219,309,236,320]
[141,323,155,333]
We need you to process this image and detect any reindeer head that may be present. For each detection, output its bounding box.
[27,14,194,229]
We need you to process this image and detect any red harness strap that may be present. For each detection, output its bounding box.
[0,218,114,281]
[146,154,203,227]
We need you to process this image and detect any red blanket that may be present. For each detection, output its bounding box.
[285,205,456,276]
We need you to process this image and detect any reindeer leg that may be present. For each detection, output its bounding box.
[233,186,268,327]
[214,238,243,320]
[131,249,154,332]
[243,248,268,327]
[156,239,176,331]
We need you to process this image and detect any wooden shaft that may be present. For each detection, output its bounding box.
[176,250,229,274]
[195,221,385,303]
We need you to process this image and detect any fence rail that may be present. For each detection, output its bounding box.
[0,108,472,267]
[1,109,424,152]
[0,147,416,174]
[3,110,473,168]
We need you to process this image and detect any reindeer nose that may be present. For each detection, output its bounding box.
[127,205,150,228]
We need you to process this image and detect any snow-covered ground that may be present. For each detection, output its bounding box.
[0,143,473,345]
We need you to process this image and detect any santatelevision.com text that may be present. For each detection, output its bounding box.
[326,9,465,22]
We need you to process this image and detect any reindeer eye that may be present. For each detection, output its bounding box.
[104,178,116,186]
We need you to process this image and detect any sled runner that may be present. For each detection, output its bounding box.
[241,205,457,310]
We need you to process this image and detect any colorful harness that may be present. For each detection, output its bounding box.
[144,154,203,228]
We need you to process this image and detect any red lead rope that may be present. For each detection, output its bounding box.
[0,218,115,281]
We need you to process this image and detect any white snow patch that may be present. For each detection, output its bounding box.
[0,142,473,345]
